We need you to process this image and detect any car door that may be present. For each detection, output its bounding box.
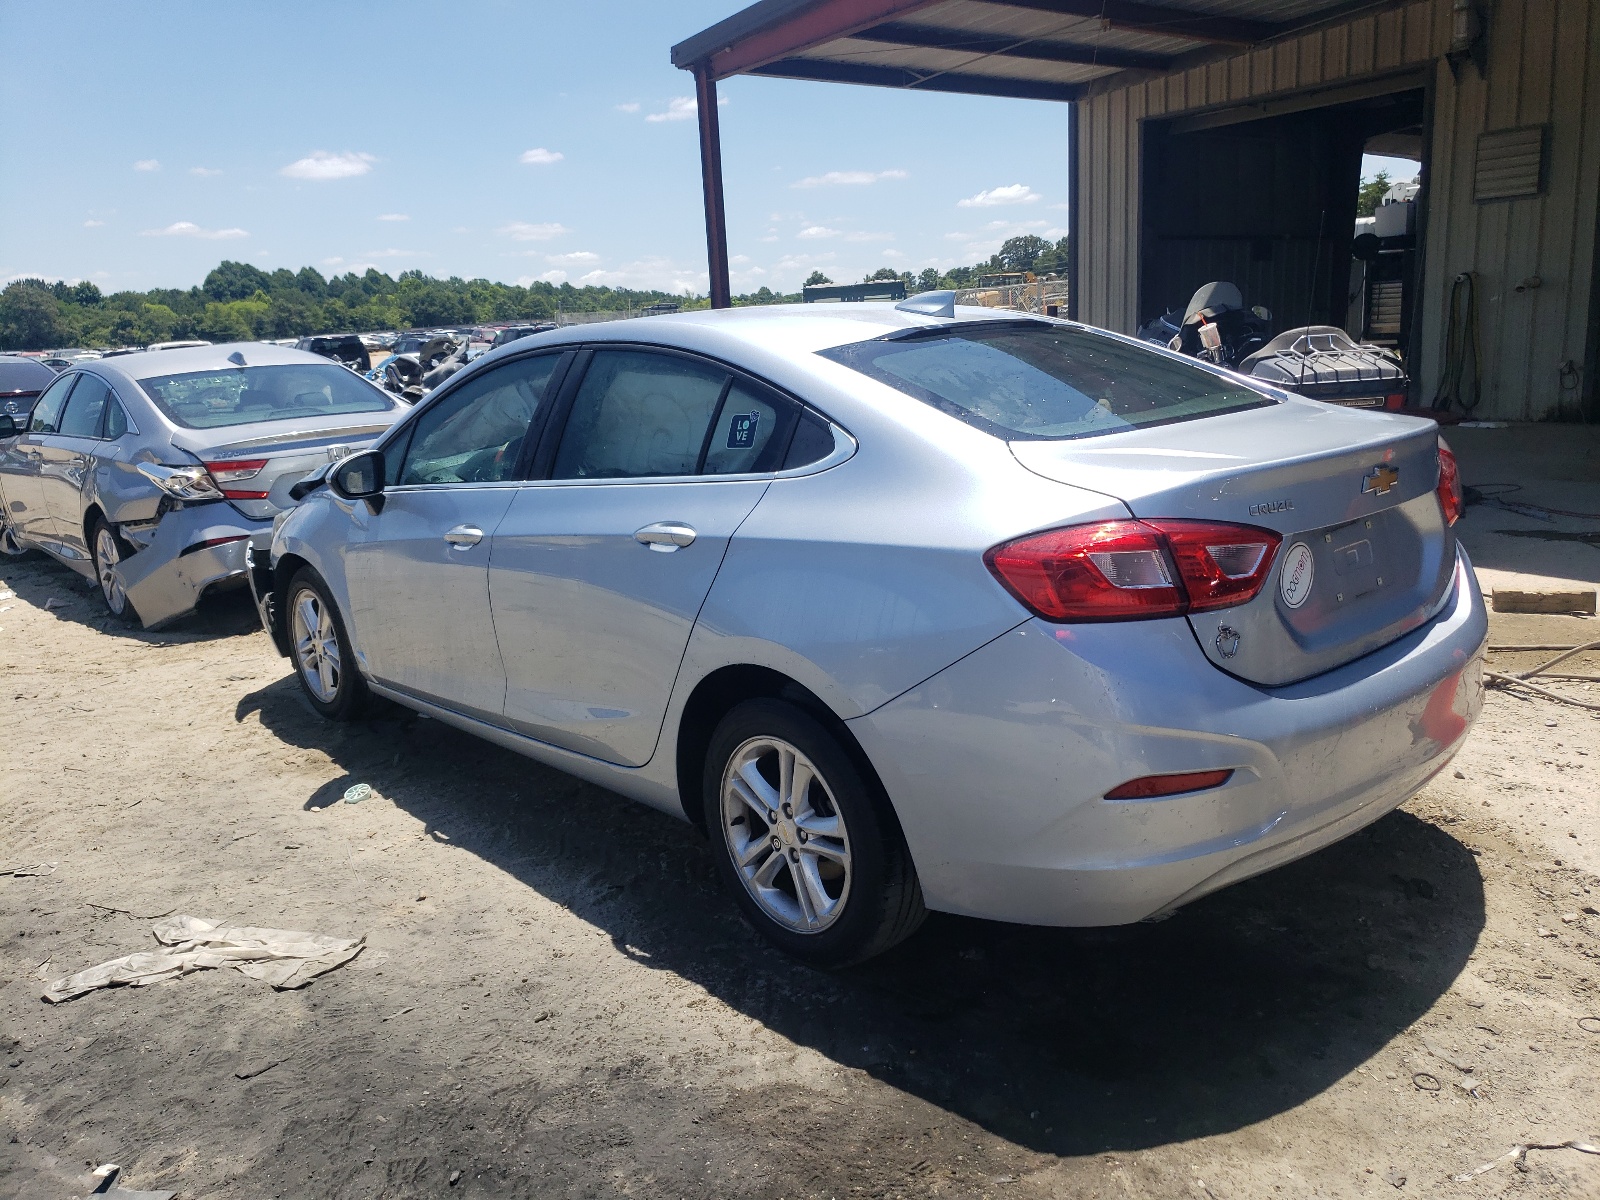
[38,371,116,556]
[342,350,569,721]
[1,370,77,547]
[489,347,800,766]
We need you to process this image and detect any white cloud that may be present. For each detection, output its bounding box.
[573,256,705,293]
[983,219,1047,232]
[844,231,895,243]
[614,102,641,113]
[140,221,248,240]
[323,256,345,266]
[280,150,376,180]
[797,225,840,239]
[642,95,725,123]
[377,213,409,222]
[646,96,698,123]
[83,219,106,228]
[792,169,908,188]
[547,251,600,264]
[189,166,222,177]
[363,248,422,259]
[957,183,1041,208]
[519,147,564,165]
[498,221,570,241]
[133,159,160,172]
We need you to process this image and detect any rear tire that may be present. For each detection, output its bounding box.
[704,698,925,967]
[286,567,369,720]
[90,516,138,623]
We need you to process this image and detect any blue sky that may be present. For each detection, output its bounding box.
[0,1,1415,298]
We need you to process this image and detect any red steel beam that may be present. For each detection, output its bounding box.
[694,66,732,310]
[707,0,947,80]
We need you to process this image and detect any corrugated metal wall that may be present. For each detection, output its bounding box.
[1074,0,1600,420]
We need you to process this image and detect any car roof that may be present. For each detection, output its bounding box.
[510,302,1043,356]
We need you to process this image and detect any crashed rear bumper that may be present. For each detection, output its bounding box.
[117,504,265,630]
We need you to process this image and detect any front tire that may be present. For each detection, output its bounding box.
[287,567,369,720]
[705,698,925,967]
[90,516,138,623]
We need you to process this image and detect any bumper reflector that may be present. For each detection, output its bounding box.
[1105,769,1234,800]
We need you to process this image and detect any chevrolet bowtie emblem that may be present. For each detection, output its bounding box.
[1362,463,1400,496]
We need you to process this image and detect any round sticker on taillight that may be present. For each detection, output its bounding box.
[1279,541,1315,609]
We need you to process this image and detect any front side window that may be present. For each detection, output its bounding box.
[136,364,396,430]
[396,353,563,485]
[820,322,1273,441]
[28,372,76,433]
[58,374,112,438]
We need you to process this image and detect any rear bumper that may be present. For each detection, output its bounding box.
[848,547,1488,926]
[119,505,264,630]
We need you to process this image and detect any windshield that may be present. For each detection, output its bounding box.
[136,363,397,429]
[0,361,56,392]
[820,322,1273,440]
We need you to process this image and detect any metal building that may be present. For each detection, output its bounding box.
[673,0,1600,421]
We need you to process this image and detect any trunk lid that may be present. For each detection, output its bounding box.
[170,418,397,519]
[1009,398,1455,686]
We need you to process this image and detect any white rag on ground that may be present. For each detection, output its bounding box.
[43,915,364,1003]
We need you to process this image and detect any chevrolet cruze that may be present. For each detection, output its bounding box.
[249,297,1486,965]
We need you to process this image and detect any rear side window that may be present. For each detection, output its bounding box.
[820,322,1272,441]
[59,374,112,438]
[553,350,729,480]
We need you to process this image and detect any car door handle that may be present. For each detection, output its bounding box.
[634,521,697,552]
[443,524,484,548]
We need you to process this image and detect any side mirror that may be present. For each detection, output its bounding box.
[0,414,16,437]
[328,449,385,506]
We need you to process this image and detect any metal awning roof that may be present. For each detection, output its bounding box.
[672,0,1403,101]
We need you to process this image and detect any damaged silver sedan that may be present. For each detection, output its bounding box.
[0,343,404,628]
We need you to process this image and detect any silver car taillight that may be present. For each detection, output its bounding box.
[136,462,223,501]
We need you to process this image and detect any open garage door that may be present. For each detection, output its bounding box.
[1140,89,1427,365]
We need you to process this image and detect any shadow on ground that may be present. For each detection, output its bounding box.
[237,673,1485,1159]
[0,550,260,641]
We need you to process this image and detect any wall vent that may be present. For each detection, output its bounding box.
[1474,125,1547,202]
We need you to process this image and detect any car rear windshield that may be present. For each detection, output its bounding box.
[136,363,396,429]
[819,322,1273,441]
[0,361,56,392]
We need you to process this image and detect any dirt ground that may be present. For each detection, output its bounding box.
[3,550,1599,1199]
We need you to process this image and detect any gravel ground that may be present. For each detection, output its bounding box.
[2,552,1598,1199]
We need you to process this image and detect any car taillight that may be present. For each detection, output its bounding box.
[203,458,271,500]
[1436,437,1462,526]
[1384,393,1407,411]
[984,519,1282,621]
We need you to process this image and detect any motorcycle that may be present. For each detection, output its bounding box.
[1140,281,1410,410]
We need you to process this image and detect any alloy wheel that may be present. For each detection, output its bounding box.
[720,736,853,933]
[291,588,341,703]
[94,525,128,614]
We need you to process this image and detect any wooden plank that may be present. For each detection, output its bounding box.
[1492,588,1599,615]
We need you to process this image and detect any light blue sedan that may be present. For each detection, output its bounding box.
[249,296,1486,965]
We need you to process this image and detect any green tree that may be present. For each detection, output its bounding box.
[203,261,273,302]
[917,268,941,292]
[804,270,832,287]
[1356,171,1392,218]
[864,267,901,282]
[0,280,72,350]
[996,235,1049,273]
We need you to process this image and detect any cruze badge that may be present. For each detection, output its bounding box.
[1362,464,1400,496]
